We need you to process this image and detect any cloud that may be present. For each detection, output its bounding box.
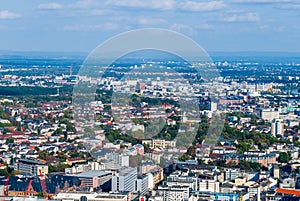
[179,1,226,12]
[233,0,295,3]
[170,23,195,35]
[38,3,63,10]
[63,23,119,31]
[106,0,226,11]
[0,10,21,19]
[72,0,100,9]
[137,17,167,26]
[222,12,260,22]
[275,25,286,32]
[276,3,300,9]
[106,0,175,10]
[196,23,215,30]
[89,9,111,15]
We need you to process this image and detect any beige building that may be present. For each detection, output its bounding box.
[142,139,176,149]
[273,165,280,179]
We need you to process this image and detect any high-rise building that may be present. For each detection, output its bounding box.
[271,120,283,136]
[135,174,149,195]
[210,102,217,112]
[112,167,137,192]
[273,165,280,179]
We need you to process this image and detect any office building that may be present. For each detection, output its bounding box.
[15,159,48,176]
[112,167,137,192]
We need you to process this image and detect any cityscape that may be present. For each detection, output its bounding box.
[1,0,300,201]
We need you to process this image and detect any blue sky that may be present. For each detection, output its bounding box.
[0,0,300,53]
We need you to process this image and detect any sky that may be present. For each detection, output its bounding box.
[0,0,300,53]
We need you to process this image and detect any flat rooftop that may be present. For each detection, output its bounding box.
[73,170,111,178]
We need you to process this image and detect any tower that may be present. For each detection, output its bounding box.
[70,65,72,76]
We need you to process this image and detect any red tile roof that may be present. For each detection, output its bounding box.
[276,188,300,196]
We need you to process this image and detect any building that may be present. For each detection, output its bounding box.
[135,174,149,195]
[164,171,198,191]
[271,120,284,136]
[224,168,242,181]
[14,159,48,176]
[273,165,280,179]
[156,185,190,201]
[107,153,129,167]
[260,108,280,121]
[142,139,176,149]
[211,193,239,201]
[112,167,137,192]
[54,192,130,201]
[134,144,144,155]
[72,170,112,188]
[222,152,277,167]
[210,102,218,112]
[198,179,220,193]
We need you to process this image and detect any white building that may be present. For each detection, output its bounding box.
[271,120,283,136]
[54,192,129,201]
[135,174,149,195]
[199,179,220,193]
[112,167,137,192]
[156,186,190,201]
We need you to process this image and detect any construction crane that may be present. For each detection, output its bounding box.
[38,169,48,200]
[2,176,9,201]
[22,179,33,201]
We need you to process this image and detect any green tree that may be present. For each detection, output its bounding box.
[278,152,291,163]
[5,138,14,145]
[178,154,190,162]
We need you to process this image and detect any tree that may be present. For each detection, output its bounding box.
[5,138,14,145]
[178,154,190,162]
[278,152,291,163]
[187,146,196,158]
[0,168,9,176]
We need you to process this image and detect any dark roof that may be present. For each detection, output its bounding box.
[5,175,81,194]
[18,159,46,165]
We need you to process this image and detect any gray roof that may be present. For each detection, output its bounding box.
[74,170,111,178]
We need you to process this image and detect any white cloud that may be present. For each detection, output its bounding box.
[196,23,215,30]
[170,23,195,35]
[277,3,300,9]
[63,23,119,31]
[38,3,63,10]
[233,0,295,3]
[72,0,100,9]
[106,0,175,10]
[89,9,111,15]
[179,1,226,12]
[275,25,286,32]
[259,25,269,30]
[106,0,226,11]
[222,12,260,22]
[0,10,21,19]
[137,17,167,26]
